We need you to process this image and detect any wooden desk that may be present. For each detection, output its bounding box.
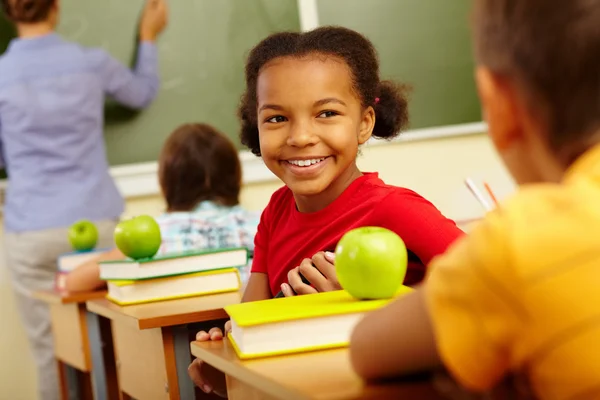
[87,292,241,400]
[34,290,119,400]
[190,340,448,400]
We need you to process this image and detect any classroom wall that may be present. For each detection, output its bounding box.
[0,225,38,400]
[123,132,515,222]
[0,132,513,399]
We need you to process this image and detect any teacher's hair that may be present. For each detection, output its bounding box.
[1,0,55,23]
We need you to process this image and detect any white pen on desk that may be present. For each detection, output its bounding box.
[464,178,493,212]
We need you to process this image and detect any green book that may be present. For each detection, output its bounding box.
[99,247,248,281]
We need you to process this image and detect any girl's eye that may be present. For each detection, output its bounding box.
[266,115,287,123]
[317,111,338,118]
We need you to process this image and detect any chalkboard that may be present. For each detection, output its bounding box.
[0,12,14,53]
[55,0,300,166]
[1,1,480,169]
[317,0,481,130]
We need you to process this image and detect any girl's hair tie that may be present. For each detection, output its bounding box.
[374,97,380,104]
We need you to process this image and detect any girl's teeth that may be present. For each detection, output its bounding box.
[288,158,325,167]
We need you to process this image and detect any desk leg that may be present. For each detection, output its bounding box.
[171,325,196,400]
[86,311,120,400]
[58,361,81,400]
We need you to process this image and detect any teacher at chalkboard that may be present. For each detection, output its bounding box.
[0,0,167,399]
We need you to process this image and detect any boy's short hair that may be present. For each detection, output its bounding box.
[473,0,600,164]
[159,123,242,211]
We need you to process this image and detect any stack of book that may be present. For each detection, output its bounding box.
[224,286,413,359]
[99,247,248,306]
[55,248,111,291]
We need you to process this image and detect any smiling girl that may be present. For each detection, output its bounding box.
[239,26,463,300]
[189,26,464,396]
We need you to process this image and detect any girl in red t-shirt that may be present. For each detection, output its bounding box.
[189,26,463,395]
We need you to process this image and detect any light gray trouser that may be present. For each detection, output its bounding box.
[4,220,117,400]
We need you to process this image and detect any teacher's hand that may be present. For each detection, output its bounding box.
[140,0,168,42]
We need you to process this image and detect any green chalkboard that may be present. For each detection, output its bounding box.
[0,12,14,53]
[317,0,481,130]
[1,1,480,170]
[54,0,300,166]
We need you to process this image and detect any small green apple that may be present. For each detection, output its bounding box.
[68,220,99,252]
[114,215,162,260]
[335,227,407,300]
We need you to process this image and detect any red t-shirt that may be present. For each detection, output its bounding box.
[251,173,464,296]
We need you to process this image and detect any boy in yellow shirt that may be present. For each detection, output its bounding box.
[349,0,600,398]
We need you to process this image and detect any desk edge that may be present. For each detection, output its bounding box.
[190,341,310,400]
[35,290,107,305]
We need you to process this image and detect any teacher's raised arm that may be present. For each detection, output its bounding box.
[93,0,168,109]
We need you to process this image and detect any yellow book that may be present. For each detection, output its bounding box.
[106,268,240,306]
[225,287,413,359]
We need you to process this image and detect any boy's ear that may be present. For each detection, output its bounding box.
[476,67,523,151]
[358,106,375,144]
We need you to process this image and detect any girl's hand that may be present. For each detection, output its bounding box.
[283,251,339,296]
[194,320,231,342]
[188,321,231,397]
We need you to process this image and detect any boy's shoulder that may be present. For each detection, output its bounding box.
[499,182,595,229]
[470,181,600,274]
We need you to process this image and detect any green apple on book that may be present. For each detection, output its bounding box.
[114,215,162,260]
[335,226,407,300]
[68,219,99,252]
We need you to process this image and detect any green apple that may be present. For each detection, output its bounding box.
[68,220,99,252]
[114,215,162,260]
[335,227,408,300]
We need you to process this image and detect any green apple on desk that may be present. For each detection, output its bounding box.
[114,215,162,260]
[68,219,99,251]
[335,226,408,300]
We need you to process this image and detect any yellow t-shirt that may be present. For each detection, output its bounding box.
[425,144,600,400]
